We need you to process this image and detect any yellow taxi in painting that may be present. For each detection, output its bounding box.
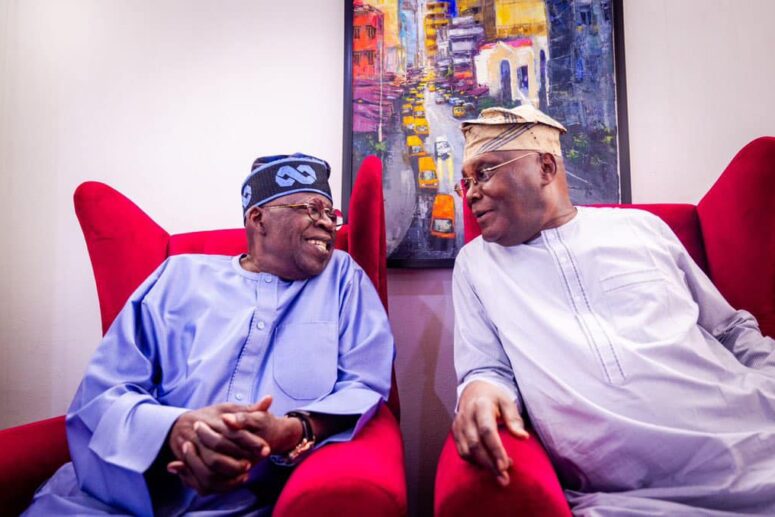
[417,155,438,191]
[406,135,424,157]
[430,193,455,250]
[414,117,429,137]
[452,105,466,118]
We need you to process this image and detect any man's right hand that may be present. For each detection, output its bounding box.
[452,380,529,486]
[165,397,273,494]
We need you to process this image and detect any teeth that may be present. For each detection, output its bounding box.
[308,239,328,252]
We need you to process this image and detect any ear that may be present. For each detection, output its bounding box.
[245,206,267,234]
[539,153,557,185]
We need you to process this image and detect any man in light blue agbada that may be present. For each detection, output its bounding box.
[24,153,395,515]
[452,105,775,515]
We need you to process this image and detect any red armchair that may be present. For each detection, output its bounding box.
[434,137,775,516]
[0,156,407,516]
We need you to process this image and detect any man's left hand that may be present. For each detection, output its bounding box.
[220,397,303,454]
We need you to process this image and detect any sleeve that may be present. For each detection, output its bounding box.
[452,250,524,414]
[654,217,775,372]
[297,262,395,445]
[65,260,187,516]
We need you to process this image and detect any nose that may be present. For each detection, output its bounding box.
[315,212,336,232]
[465,181,481,207]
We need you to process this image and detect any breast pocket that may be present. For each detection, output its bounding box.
[273,322,338,400]
[601,269,678,342]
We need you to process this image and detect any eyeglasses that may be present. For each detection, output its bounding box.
[454,152,539,197]
[263,199,344,228]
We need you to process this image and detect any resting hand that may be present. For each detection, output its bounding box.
[166,396,272,494]
[452,380,528,486]
[221,396,303,454]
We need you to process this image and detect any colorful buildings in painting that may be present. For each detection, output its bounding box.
[365,0,405,75]
[423,2,450,61]
[400,0,421,69]
[474,38,544,106]
[352,0,615,132]
[457,0,484,23]
[353,1,384,82]
[482,0,547,40]
[448,15,485,80]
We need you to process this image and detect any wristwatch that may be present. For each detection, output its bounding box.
[273,411,316,466]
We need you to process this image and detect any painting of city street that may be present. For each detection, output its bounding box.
[346,0,627,266]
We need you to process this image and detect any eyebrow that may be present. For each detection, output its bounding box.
[303,198,333,208]
[463,156,499,174]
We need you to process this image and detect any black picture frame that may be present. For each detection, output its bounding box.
[342,0,630,268]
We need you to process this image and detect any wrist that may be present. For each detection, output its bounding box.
[271,411,317,466]
[277,416,305,454]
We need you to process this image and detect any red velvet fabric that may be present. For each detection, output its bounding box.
[435,430,570,517]
[275,406,406,516]
[0,416,69,516]
[698,137,775,338]
[348,155,389,311]
[1,156,405,515]
[74,182,170,335]
[439,138,774,515]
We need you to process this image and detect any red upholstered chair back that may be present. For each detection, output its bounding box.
[461,137,775,338]
[75,156,399,415]
[697,137,775,337]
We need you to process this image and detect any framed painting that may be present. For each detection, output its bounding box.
[342,0,630,268]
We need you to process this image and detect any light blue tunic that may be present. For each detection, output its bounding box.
[25,251,394,516]
[454,207,775,515]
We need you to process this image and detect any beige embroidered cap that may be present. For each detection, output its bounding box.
[461,104,567,161]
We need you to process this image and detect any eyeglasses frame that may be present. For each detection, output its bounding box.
[454,151,541,197]
[262,199,343,228]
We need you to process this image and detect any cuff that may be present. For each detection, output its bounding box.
[89,396,188,474]
[455,376,522,414]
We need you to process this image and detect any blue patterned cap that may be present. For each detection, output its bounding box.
[241,153,332,216]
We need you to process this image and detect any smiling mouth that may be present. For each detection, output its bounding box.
[306,238,332,253]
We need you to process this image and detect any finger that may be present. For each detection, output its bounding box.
[183,440,250,494]
[167,460,186,475]
[196,441,252,478]
[179,469,204,493]
[496,470,511,487]
[475,407,511,475]
[181,441,212,495]
[221,396,273,431]
[222,409,270,433]
[223,428,272,459]
[251,395,273,412]
[459,407,498,473]
[195,421,251,459]
[168,461,203,492]
[452,413,471,459]
[499,399,529,439]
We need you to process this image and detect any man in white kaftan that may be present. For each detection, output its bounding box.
[451,105,775,515]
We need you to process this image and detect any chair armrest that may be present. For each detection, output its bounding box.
[0,416,70,515]
[434,430,570,517]
[274,405,406,517]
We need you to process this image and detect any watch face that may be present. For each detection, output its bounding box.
[287,437,315,462]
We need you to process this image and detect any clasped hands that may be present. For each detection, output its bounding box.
[452,380,529,486]
[166,395,301,495]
